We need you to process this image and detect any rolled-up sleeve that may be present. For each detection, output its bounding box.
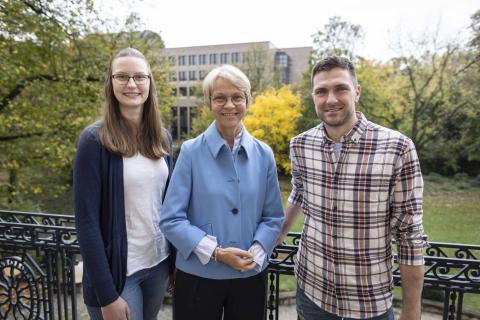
[390,139,427,266]
[288,139,304,207]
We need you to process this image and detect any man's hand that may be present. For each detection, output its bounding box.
[101,297,131,320]
[216,247,256,272]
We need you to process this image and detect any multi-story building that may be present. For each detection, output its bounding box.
[162,41,311,139]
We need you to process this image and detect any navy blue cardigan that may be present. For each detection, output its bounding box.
[73,123,173,307]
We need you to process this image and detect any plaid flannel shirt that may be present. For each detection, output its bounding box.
[289,112,426,319]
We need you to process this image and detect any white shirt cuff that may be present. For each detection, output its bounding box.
[193,235,217,265]
[249,242,266,272]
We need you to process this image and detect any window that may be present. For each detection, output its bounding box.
[189,71,197,81]
[199,70,207,80]
[171,87,177,96]
[199,54,207,65]
[220,53,229,64]
[168,56,176,65]
[209,53,217,64]
[189,86,196,96]
[275,52,289,84]
[231,52,240,64]
[179,71,187,81]
[188,55,196,65]
[178,55,186,66]
[275,52,288,67]
[179,87,188,96]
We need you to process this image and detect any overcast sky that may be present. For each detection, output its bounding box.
[96,0,479,59]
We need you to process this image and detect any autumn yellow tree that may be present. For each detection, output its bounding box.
[244,86,302,174]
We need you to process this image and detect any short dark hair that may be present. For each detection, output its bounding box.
[311,56,357,86]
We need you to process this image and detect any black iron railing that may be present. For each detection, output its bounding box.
[0,210,79,320]
[0,210,479,320]
[267,233,480,320]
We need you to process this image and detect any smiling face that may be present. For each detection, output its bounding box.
[210,77,247,136]
[111,56,150,112]
[312,67,361,132]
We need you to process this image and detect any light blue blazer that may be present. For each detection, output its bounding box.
[159,122,284,279]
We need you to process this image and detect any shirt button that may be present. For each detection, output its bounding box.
[231,208,238,214]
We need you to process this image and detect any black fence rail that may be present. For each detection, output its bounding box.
[0,210,80,320]
[0,210,479,320]
[267,233,480,320]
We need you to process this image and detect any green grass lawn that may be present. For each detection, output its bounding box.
[276,174,480,312]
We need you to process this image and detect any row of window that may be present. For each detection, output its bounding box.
[169,70,208,82]
[169,52,242,66]
[172,86,198,97]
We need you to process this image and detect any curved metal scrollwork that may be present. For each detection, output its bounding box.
[267,232,480,320]
[465,265,480,282]
[0,210,81,320]
[454,248,477,260]
[0,256,40,319]
[1,211,479,320]
[426,246,448,258]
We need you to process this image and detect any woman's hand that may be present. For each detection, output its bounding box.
[101,297,131,320]
[216,247,256,272]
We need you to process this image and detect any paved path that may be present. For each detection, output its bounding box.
[78,301,442,319]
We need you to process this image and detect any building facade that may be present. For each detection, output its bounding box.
[162,41,311,139]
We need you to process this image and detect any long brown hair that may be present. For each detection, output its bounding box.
[99,47,168,159]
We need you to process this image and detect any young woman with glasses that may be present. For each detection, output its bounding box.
[74,47,173,320]
[160,65,284,320]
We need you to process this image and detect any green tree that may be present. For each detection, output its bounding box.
[0,1,173,211]
[393,45,474,155]
[311,16,364,62]
[189,106,214,138]
[356,59,408,130]
[240,44,279,94]
[469,9,480,51]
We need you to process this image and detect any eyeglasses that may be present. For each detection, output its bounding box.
[211,94,246,107]
[112,74,150,85]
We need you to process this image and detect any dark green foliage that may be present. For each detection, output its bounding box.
[0,1,173,211]
[296,14,480,177]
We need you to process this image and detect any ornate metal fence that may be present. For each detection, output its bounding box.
[267,232,480,320]
[0,210,80,320]
[0,211,479,320]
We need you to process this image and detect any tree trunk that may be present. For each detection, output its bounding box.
[8,168,17,204]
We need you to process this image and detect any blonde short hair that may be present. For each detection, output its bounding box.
[202,65,252,108]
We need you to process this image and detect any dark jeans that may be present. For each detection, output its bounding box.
[296,288,395,320]
[174,269,267,320]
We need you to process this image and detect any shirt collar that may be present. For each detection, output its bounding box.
[318,111,368,144]
[204,121,254,159]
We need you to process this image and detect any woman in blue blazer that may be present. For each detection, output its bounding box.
[74,48,172,320]
[160,65,284,320]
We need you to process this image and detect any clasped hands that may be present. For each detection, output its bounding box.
[215,247,257,272]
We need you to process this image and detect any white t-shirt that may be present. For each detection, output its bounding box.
[123,154,169,276]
